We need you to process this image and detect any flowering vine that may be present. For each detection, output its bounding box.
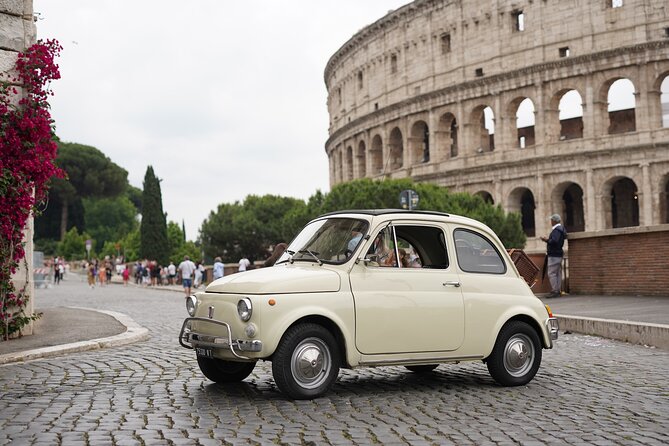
[1,39,63,340]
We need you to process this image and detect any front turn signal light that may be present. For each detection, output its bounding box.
[545,304,553,317]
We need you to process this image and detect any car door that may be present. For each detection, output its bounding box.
[349,222,465,354]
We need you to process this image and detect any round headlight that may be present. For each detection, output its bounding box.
[186,295,198,316]
[237,297,252,322]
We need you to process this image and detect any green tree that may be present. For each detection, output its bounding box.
[57,227,93,260]
[118,228,140,261]
[40,141,128,240]
[83,195,138,252]
[201,195,308,262]
[321,179,526,248]
[139,166,169,264]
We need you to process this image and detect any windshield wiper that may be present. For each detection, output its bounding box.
[297,249,322,265]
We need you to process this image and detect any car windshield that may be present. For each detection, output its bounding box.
[277,218,369,265]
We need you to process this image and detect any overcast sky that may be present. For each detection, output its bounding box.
[34,0,410,240]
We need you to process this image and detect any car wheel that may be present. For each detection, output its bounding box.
[272,323,340,400]
[197,356,256,383]
[405,365,438,373]
[486,321,542,386]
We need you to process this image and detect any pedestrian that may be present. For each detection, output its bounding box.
[238,255,251,272]
[98,262,106,286]
[167,261,176,285]
[212,256,225,280]
[87,263,96,289]
[193,262,204,289]
[122,265,130,286]
[540,214,568,298]
[178,255,196,297]
[53,260,60,285]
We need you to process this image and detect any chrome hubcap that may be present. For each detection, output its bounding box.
[503,333,534,377]
[291,337,331,389]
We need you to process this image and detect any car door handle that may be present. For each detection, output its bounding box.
[443,281,461,287]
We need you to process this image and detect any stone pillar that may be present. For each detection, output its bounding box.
[585,168,597,231]
[535,174,547,238]
[640,163,653,226]
[633,65,651,132]
[2,0,37,336]
[583,79,598,140]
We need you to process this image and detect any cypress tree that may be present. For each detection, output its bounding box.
[139,166,169,264]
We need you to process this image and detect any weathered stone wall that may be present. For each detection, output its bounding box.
[1,0,37,335]
[324,0,669,253]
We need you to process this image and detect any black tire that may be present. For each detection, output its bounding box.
[405,364,438,373]
[197,356,256,383]
[486,321,542,386]
[272,323,340,400]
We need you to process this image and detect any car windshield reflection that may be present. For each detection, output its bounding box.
[277,218,369,265]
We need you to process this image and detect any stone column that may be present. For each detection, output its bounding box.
[640,162,653,226]
[585,168,597,231]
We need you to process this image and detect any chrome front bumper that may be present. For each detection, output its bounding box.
[546,317,559,342]
[178,317,262,360]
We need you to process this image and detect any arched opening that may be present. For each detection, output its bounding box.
[515,98,535,148]
[563,184,585,233]
[410,120,430,164]
[345,146,354,181]
[357,141,367,178]
[438,112,458,158]
[607,78,636,134]
[370,134,383,174]
[388,127,404,170]
[661,76,669,128]
[608,177,639,228]
[509,187,536,237]
[476,191,494,204]
[472,105,495,153]
[558,90,583,140]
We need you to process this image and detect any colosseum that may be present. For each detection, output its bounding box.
[324,0,669,252]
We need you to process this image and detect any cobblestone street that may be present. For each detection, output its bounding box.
[1,279,667,445]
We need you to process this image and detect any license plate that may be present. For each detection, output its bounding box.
[195,347,213,358]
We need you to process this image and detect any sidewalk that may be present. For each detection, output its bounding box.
[1,277,667,366]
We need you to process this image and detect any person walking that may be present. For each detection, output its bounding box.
[238,256,251,272]
[212,256,225,280]
[167,261,176,285]
[178,255,197,297]
[541,214,568,298]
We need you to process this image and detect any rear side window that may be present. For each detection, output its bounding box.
[454,229,506,274]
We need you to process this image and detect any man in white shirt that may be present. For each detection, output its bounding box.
[238,256,251,272]
[178,255,196,297]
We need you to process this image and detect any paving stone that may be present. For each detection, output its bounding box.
[0,280,667,445]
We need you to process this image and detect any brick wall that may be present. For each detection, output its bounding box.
[568,225,669,296]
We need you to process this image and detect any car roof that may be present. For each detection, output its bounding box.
[319,209,450,218]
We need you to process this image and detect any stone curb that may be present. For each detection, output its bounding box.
[556,313,669,349]
[0,307,149,366]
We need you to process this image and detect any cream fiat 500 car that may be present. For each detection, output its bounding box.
[179,210,559,399]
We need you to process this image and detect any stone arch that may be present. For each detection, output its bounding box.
[437,112,458,158]
[345,146,354,181]
[388,127,404,170]
[370,134,383,174]
[508,187,536,237]
[357,140,367,178]
[659,74,669,128]
[602,78,637,134]
[475,190,494,204]
[511,97,536,148]
[409,120,430,164]
[551,181,585,233]
[471,105,495,153]
[554,89,584,140]
[603,176,639,228]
